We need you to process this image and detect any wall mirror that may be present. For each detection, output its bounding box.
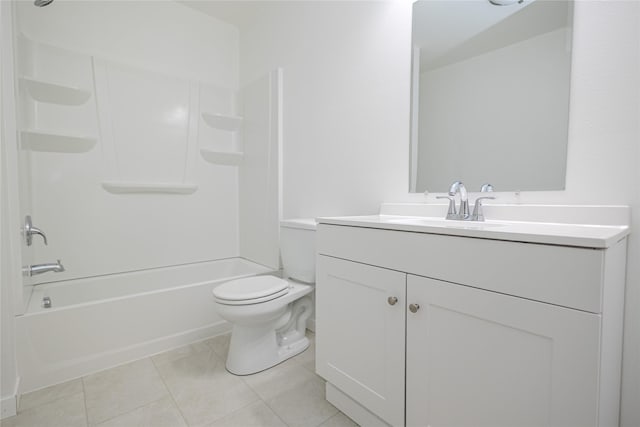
[409,0,573,193]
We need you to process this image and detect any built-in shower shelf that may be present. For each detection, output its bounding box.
[20,77,92,106]
[200,148,244,166]
[201,112,243,131]
[21,130,97,153]
[101,181,198,194]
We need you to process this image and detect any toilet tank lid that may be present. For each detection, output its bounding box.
[280,218,317,230]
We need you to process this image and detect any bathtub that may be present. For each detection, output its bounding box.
[16,258,274,393]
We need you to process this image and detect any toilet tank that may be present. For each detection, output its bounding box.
[280,218,316,284]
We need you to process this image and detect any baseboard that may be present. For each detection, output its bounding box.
[1,377,19,419]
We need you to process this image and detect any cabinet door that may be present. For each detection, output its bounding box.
[406,275,601,427]
[316,255,406,426]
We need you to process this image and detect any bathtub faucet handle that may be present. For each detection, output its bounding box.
[24,215,48,246]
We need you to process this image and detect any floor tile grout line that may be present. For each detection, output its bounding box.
[209,340,229,360]
[89,395,171,427]
[151,340,264,426]
[258,393,293,427]
[232,349,299,427]
[10,389,87,423]
[14,332,327,427]
[16,386,82,415]
[235,331,321,427]
[203,332,232,361]
[249,372,330,426]
[86,358,173,426]
[81,377,89,427]
[206,399,270,427]
[313,408,341,427]
[149,354,191,427]
[323,411,360,427]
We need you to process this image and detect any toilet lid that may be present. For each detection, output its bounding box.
[213,276,289,302]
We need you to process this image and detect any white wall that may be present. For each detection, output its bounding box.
[1,0,20,417]
[15,1,242,284]
[236,1,639,425]
[1,122,18,420]
[0,71,18,420]
[238,1,412,219]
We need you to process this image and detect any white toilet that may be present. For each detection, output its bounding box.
[213,219,316,375]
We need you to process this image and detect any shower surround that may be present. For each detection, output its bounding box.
[9,0,282,393]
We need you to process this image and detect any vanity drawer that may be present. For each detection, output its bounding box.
[317,224,608,313]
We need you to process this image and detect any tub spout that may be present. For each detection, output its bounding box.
[24,260,65,277]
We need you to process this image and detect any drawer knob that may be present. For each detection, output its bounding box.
[409,303,420,313]
[387,296,398,306]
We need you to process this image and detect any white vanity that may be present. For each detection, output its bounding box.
[315,204,630,427]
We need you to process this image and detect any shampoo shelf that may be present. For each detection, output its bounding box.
[201,112,243,131]
[21,130,97,153]
[200,148,244,166]
[101,181,198,195]
[20,77,92,106]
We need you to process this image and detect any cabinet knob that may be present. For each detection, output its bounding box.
[409,303,420,313]
[387,296,398,306]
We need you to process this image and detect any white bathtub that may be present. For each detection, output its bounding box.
[16,258,274,393]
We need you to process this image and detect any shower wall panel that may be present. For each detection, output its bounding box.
[15,1,242,283]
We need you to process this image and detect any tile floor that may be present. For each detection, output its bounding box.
[2,332,358,427]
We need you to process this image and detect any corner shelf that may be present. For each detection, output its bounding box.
[20,77,92,106]
[21,130,97,153]
[201,112,243,131]
[101,181,198,195]
[200,148,244,166]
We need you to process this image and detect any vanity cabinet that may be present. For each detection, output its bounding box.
[316,256,406,426]
[406,275,600,427]
[316,222,627,427]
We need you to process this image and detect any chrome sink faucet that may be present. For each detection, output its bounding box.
[449,181,469,220]
[439,181,495,221]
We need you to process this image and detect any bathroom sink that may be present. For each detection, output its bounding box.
[317,209,630,249]
[382,216,506,229]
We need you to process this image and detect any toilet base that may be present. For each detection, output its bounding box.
[226,328,310,375]
[221,290,314,376]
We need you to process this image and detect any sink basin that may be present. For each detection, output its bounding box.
[317,205,631,249]
[382,216,506,229]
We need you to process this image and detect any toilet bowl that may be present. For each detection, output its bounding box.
[213,219,316,375]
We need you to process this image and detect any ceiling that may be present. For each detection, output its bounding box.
[178,1,273,28]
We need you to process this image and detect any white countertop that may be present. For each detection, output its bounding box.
[317,214,630,248]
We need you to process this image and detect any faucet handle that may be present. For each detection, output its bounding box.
[471,196,495,222]
[24,215,48,246]
[436,196,458,220]
[480,183,494,193]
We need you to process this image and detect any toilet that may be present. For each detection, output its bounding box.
[213,219,316,375]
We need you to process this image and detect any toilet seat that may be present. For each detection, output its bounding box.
[214,276,289,305]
